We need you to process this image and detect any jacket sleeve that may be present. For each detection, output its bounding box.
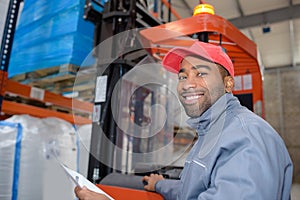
[155,179,180,200]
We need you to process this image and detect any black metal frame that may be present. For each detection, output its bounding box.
[84,0,162,182]
[0,0,23,112]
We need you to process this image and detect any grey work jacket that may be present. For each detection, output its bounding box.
[155,93,293,200]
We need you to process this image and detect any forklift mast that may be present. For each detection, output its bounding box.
[84,0,162,183]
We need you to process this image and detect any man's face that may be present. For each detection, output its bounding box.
[177,56,226,117]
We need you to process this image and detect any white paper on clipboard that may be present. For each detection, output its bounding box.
[61,164,114,200]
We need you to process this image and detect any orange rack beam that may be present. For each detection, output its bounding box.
[2,80,92,125]
[5,80,93,113]
[2,100,91,125]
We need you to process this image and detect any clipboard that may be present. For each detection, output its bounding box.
[60,164,114,200]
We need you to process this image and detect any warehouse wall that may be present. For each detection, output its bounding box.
[263,67,300,183]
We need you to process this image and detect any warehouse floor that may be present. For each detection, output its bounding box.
[292,184,300,200]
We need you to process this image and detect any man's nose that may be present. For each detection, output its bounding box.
[182,77,197,90]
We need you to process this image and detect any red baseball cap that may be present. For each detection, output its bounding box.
[162,41,234,77]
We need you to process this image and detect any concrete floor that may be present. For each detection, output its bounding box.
[292,184,300,200]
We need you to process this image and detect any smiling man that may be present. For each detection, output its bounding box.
[142,41,293,200]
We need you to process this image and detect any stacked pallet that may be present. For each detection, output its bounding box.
[8,0,100,102]
[10,64,96,102]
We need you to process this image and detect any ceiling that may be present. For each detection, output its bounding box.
[162,0,300,71]
[1,0,299,72]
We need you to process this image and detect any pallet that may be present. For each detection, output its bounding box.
[11,64,78,89]
[11,64,79,82]
[10,64,96,102]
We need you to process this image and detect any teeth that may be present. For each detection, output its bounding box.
[186,95,200,100]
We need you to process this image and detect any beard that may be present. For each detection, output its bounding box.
[181,93,212,117]
[179,84,225,118]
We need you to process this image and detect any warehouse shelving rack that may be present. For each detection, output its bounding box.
[0,0,93,125]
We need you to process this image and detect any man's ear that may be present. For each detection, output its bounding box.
[224,76,234,93]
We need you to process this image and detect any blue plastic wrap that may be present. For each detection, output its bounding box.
[0,121,22,200]
[8,0,102,78]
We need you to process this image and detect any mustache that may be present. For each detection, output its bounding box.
[179,89,207,96]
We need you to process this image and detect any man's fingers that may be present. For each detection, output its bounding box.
[142,175,149,185]
[74,186,80,193]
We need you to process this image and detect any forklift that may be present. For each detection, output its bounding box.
[83,1,263,199]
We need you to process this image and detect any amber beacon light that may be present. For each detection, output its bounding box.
[193,3,215,16]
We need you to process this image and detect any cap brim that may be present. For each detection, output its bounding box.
[162,46,210,73]
[162,42,234,76]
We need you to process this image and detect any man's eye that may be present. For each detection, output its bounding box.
[178,75,186,80]
[197,72,207,77]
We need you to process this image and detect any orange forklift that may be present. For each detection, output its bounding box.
[84,1,263,199]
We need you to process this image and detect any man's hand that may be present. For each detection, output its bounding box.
[142,174,165,192]
[74,186,109,200]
